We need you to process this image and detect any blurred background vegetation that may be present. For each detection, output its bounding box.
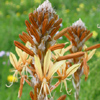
[0,0,100,100]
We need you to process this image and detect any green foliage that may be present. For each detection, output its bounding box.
[0,0,100,100]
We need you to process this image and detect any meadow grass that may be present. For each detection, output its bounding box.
[0,0,100,100]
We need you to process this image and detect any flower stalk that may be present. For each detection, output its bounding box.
[7,1,100,100]
[64,18,100,100]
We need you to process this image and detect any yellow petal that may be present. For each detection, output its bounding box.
[88,49,96,61]
[49,61,53,71]
[44,50,51,76]
[47,60,65,80]
[27,57,32,64]
[83,45,87,50]
[64,45,72,53]
[61,48,65,55]
[25,41,31,48]
[54,49,61,56]
[15,47,24,61]
[9,52,18,68]
[18,58,22,66]
[23,52,28,60]
[66,63,81,77]
[34,55,43,81]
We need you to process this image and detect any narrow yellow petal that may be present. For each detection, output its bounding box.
[88,49,96,61]
[49,61,53,71]
[27,57,32,64]
[66,64,81,77]
[47,60,65,80]
[83,45,87,50]
[25,41,31,48]
[34,55,43,81]
[15,47,24,61]
[54,49,61,56]
[64,45,72,53]
[44,50,51,76]
[23,52,28,60]
[18,58,22,66]
[9,52,18,68]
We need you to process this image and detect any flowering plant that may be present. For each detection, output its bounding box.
[8,0,100,100]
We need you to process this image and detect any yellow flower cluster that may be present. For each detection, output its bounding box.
[34,0,41,4]
[76,3,84,12]
[92,31,98,39]
[0,11,3,16]
[16,12,21,17]
[7,75,18,82]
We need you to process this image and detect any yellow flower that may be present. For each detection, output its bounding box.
[5,1,14,6]
[16,5,20,9]
[23,11,27,15]
[66,9,70,13]
[9,42,32,79]
[21,0,25,5]
[16,12,21,17]
[34,50,64,81]
[92,6,97,11]
[5,1,9,5]
[92,31,98,39]
[76,8,80,12]
[34,0,41,4]
[6,15,10,18]
[34,48,80,96]
[7,75,18,82]
[53,44,72,59]
[96,51,100,57]
[7,42,32,87]
[53,46,81,94]
[29,8,33,12]
[34,50,65,97]
[0,11,3,16]
[79,3,84,9]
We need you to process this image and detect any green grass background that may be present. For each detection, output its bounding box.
[0,0,100,100]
